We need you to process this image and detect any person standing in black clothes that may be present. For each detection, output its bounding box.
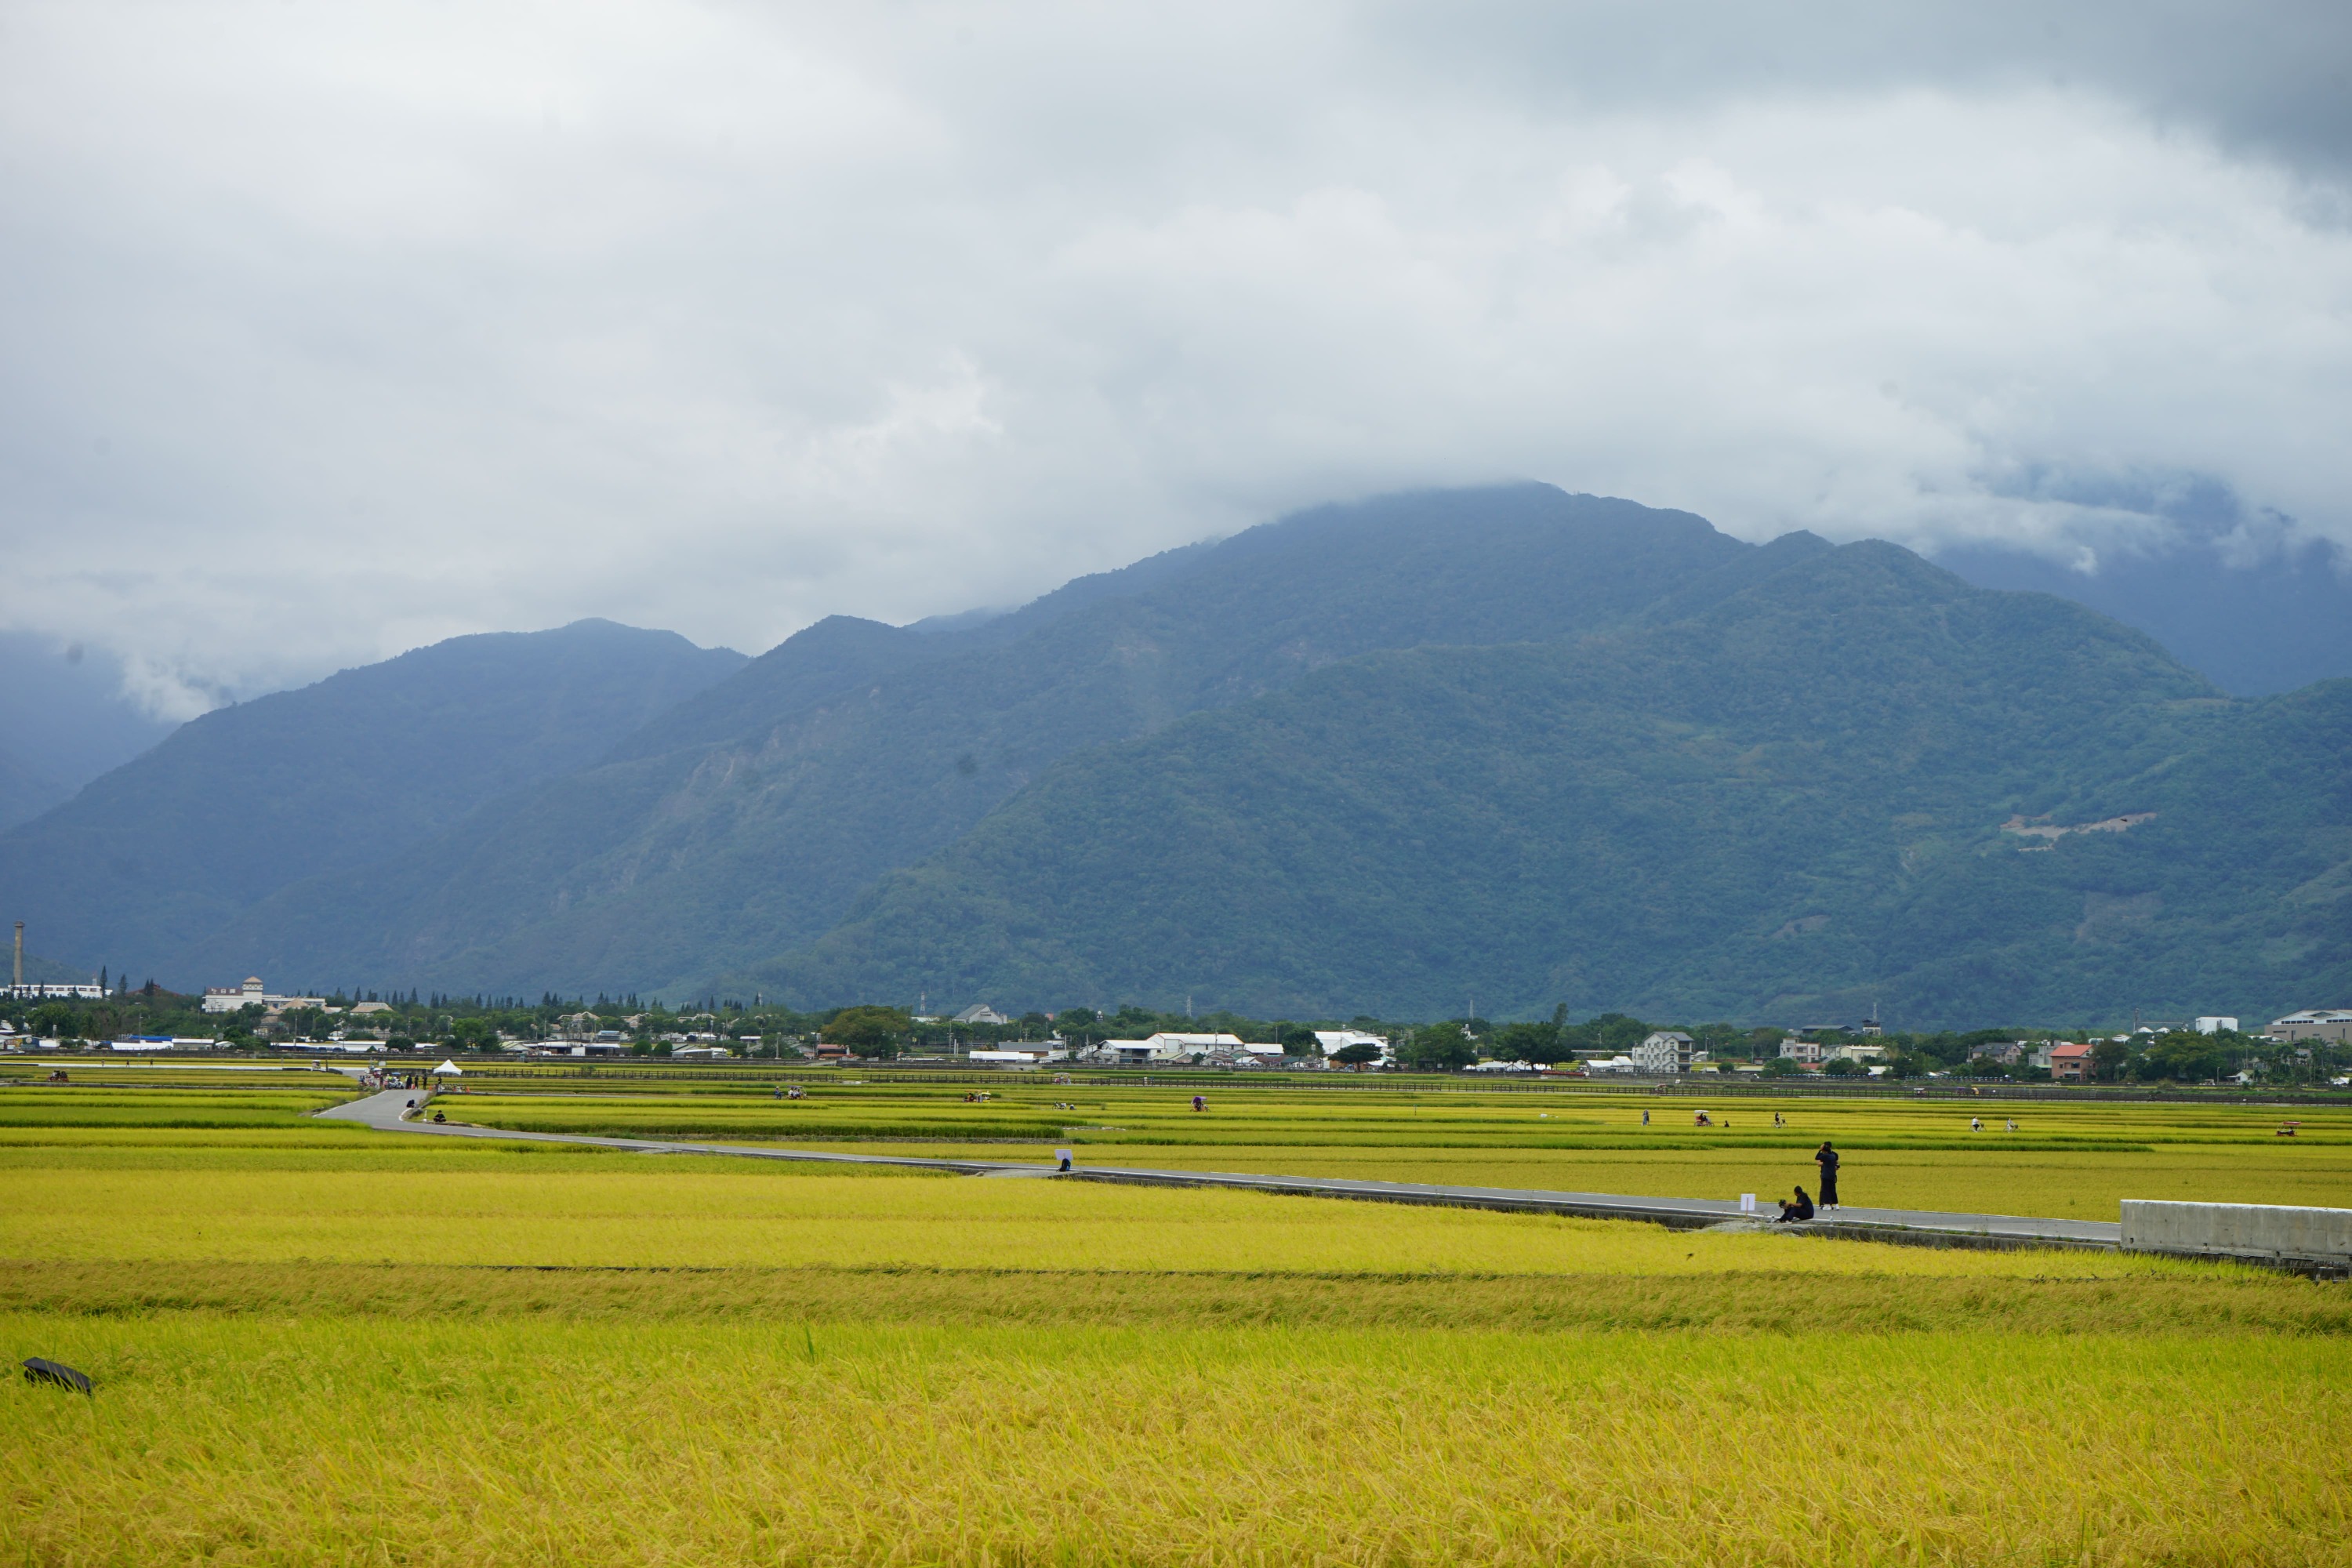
[1815,1141,1841,1210]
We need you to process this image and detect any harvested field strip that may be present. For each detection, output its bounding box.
[5,1258,2346,1334]
[5,1318,2345,1566]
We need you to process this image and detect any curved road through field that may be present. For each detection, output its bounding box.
[319,1087,2123,1252]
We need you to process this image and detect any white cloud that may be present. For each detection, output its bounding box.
[1,1,2347,715]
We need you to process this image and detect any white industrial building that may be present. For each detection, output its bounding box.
[1314,1029,1392,1065]
[2268,1010,2352,1045]
[1087,1032,1270,1065]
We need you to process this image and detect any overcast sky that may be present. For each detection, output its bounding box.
[3,1,2348,717]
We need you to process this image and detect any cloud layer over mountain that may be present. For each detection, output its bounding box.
[4,1,2347,715]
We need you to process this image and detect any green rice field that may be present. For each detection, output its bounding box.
[2,1065,2348,1563]
[419,1071,2352,1217]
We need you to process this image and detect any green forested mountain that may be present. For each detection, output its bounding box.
[202,487,1790,995]
[0,620,746,989]
[18,485,2349,1025]
[758,542,2352,1026]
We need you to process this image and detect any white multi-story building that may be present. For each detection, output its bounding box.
[1633,1031,1697,1073]
[2194,1016,2241,1035]
[3,981,105,1000]
[201,976,325,1014]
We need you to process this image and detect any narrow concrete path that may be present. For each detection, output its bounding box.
[318,1088,2122,1250]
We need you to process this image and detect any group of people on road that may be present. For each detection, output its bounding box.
[1637,1105,1842,1221]
[1777,1141,1840,1223]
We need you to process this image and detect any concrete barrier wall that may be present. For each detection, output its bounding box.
[2121,1200,2352,1265]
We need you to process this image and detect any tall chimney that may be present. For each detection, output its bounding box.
[13,922,20,989]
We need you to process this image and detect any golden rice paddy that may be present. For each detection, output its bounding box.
[2,1072,2347,1564]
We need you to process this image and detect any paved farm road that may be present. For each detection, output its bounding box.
[316,1087,2125,1251]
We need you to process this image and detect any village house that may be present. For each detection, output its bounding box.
[2049,1041,2096,1082]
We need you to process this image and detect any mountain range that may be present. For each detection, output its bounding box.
[3,485,2346,1026]
[0,631,178,832]
[0,620,745,989]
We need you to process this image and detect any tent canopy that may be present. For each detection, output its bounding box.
[432,1060,463,1075]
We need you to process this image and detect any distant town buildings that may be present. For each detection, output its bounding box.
[2194,1017,2240,1035]
[953,1004,1011,1025]
[1966,1040,2055,1070]
[4,981,105,1000]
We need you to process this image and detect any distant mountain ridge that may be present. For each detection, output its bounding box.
[1936,535,2352,697]
[8,484,2347,1026]
[198,486,1798,996]
[0,620,746,989]
[0,631,179,829]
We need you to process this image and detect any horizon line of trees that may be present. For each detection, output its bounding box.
[7,986,2335,1085]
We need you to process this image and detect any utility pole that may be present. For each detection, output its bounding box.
[12,922,20,990]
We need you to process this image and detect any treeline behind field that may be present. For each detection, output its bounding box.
[8,985,2332,1089]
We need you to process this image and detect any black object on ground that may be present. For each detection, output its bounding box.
[22,1357,93,1394]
